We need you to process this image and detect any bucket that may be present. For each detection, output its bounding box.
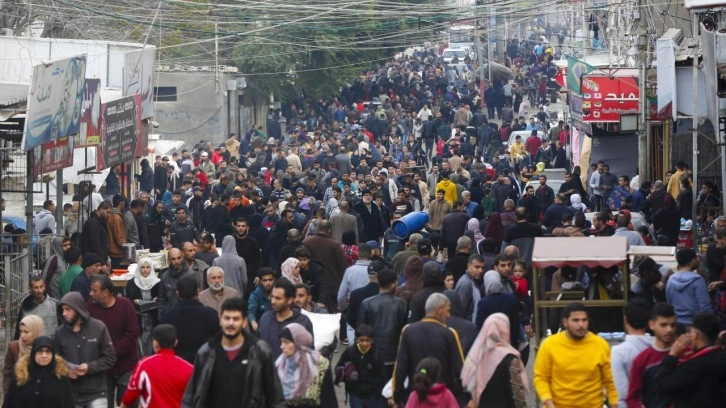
[392,211,430,240]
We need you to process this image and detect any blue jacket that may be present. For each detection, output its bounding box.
[665,271,712,325]
[631,188,648,212]
[247,285,272,323]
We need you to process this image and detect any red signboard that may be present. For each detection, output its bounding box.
[581,73,640,122]
[32,136,74,176]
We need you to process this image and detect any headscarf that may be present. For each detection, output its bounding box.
[275,323,320,400]
[18,315,45,357]
[483,270,504,296]
[29,336,57,375]
[467,218,485,243]
[281,257,302,284]
[133,257,160,291]
[483,212,504,252]
[570,194,586,212]
[461,313,529,404]
[49,236,68,272]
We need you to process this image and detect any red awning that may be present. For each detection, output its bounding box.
[531,236,628,268]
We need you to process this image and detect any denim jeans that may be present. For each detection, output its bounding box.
[349,394,387,408]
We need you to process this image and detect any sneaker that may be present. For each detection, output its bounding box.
[341,338,349,346]
[518,340,529,352]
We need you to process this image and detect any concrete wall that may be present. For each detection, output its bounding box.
[154,71,247,148]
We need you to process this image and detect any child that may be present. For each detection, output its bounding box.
[510,261,529,302]
[510,260,530,350]
[405,357,458,408]
[335,324,387,408]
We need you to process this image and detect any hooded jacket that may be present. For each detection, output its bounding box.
[53,292,116,403]
[435,179,457,205]
[157,264,194,318]
[665,271,712,325]
[33,209,56,235]
[408,262,446,323]
[404,383,459,408]
[212,236,248,296]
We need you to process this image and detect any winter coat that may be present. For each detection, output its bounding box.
[53,292,116,403]
[107,208,127,258]
[79,212,109,262]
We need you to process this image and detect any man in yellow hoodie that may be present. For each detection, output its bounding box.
[534,302,619,408]
[666,161,686,200]
[509,134,525,162]
[435,171,458,206]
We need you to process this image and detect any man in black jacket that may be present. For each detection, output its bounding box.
[80,201,111,269]
[256,278,313,360]
[154,156,169,200]
[159,274,218,363]
[393,292,465,405]
[182,297,284,408]
[354,189,386,242]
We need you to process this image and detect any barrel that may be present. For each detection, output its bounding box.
[392,211,430,240]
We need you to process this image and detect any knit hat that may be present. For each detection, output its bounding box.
[82,252,103,268]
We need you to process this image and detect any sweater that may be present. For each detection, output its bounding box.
[86,297,140,375]
[610,334,653,407]
[534,332,617,408]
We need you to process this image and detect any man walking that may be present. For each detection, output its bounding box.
[87,275,140,407]
[534,302,618,408]
[182,297,284,407]
[121,324,193,408]
[55,292,116,408]
[256,278,314,359]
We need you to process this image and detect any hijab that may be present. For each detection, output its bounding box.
[461,313,529,404]
[133,257,160,291]
[281,257,302,284]
[483,270,504,296]
[275,323,320,400]
[483,212,504,252]
[18,315,45,357]
[28,336,57,378]
[570,194,586,212]
[467,218,485,243]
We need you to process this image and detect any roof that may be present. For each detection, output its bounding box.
[531,236,628,268]
[0,82,28,108]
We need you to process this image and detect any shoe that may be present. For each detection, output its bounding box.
[341,338,349,346]
[518,340,529,352]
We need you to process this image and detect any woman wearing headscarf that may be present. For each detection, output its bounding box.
[466,218,485,252]
[475,271,522,348]
[461,313,529,408]
[3,336,75,408]
[281,257,303,285]
[41,236,69,299]
[395,255,425,302]
[483,212,505,253]
[569,193,587,213]
[2,315,44,395]
[213,235,248,296]
[276,323,336,408]
[125,257,161,356]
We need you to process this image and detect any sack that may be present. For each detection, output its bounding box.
[334,361,359,384]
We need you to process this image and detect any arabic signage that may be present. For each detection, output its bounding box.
[581,73,640,123]
[123,48,156,119]
[97,94,141,171]
[32,136,74,176]
[76,78,102,147]
[568,93,592,134]
[22,56,87,151]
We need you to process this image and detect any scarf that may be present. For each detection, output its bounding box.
[281,257,303,284]
[18,315,45,358]
[461,313,529,404]
[134,257,160,291]
[275,323,320,399]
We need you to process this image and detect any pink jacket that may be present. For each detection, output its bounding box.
[404,383,459,408]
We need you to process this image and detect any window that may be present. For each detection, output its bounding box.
[154,86,177,102]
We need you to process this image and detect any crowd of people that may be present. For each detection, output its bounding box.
[4,40,726,408]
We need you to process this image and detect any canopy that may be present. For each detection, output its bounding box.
[531,237,628,268]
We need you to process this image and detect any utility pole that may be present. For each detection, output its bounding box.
[636,0,649,181]
[692,12,699,237]
[582,1,588,59]
[214,23,219,94]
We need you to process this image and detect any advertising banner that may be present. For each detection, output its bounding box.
[32,136,74,176]
[656,37,677,120]
[22,56,87,151]
[97,94,141,170]
[76,78,102,147]
[701,24,718,127]
[581,72,639,122]
[123,48,156,119]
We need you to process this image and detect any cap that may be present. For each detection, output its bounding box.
[377,268,397,286]
[82,252,103,268]
[365,240,380,250]
[368,259,386,275]
[417,238,432,254]
[162,156,169,161]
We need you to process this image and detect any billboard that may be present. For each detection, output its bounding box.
[581,71,639,123]
[22,56,87,151]
[97,94,141,170]
[123,48,156,119]
[656,37,677,120]
[76,78,102,147]
[32,136,74,176]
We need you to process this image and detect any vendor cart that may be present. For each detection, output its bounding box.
[531,236,629,348]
